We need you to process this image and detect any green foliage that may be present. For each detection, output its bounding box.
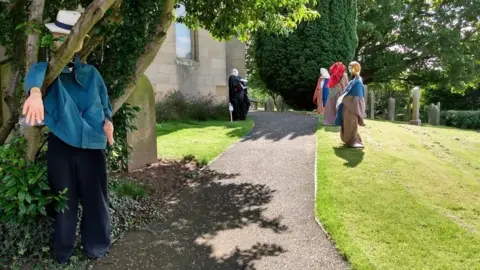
[253,0,358,109]
[423,85,480,111]
[356,0,480,90]
[179,0,319,41]
[106,104,140,172]
[112,179,148,200]
[156,90,229,122]
[1,176,152,268]
[441,111,480,130]
[0,136,66,223]
[0,135,66,266]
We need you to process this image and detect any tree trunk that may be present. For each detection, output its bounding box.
[0,0,27,145]
[0,70,22,144]
[26,0,45,70]
[22,0,46,160]
[111,0,174,113]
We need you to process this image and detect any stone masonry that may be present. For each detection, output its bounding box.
[144,25,246,104]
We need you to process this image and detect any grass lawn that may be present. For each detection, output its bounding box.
[156,119,254,165]
[316,119,480,270]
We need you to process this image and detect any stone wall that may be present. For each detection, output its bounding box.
[226,38,246,77]
[145,26,245,104]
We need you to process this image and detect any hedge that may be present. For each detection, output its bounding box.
[440,111,480,130]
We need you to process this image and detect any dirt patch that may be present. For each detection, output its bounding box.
[113,160,200,210]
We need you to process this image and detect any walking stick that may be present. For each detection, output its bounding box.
[229,103,234,122]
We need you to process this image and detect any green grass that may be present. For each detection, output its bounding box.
[156,119,254,164]
[316,119,480,270]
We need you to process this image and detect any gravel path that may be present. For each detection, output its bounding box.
[93,112,348,270]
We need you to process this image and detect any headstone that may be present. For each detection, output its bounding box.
[126,75,158,172]
[428,103,434,124]
[364,85,368,118]
[369,90,375,119]
[388,98,396,121]
[409,87,421,125]
[431,104,440,126]
[404,99,411,122]
[276,96,286,112]
[265,97,275,112]
[436,102,441,124]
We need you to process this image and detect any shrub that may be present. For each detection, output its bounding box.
[0,135,66,266]
[0,136,154,268]
[156,90,229,122]
[0,135,66,223]
[440,111,480,130]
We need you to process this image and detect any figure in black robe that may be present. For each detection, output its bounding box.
[228,69,250,121]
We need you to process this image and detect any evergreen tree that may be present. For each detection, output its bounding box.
[252,0,358,109]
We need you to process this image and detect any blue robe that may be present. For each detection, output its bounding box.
[322,78,329,107]
[334,77,364,127]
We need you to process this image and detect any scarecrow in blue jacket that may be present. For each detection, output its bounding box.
[22,10,113,264]
[334,61,366,148]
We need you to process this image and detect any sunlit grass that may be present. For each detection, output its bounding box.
[156,119,254,164]
[316,119,480,269]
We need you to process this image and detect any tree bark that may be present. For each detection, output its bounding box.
[22,0,46,159]
[111,0,175,113]
[0,71,22,144]
[0,0,26,145]
[26,0,45,70]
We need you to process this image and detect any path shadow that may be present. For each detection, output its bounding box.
[241,112,318,142]
[333,146,365,168]
[94,166,287,270]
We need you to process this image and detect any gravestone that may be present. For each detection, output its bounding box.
[404,100,411,122]
[265,97,275,112]
[364,85,368,118]
[409,87,421,125]
[369,90,375,119]
[276,96,286,112]
[126,75,158,172]
[430,104,440,126]
[428,103,434,124]
[388,98,396,121]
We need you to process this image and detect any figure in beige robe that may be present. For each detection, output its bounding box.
[334,61,366,148]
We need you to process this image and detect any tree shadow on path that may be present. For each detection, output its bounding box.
[93,166,288,270]
[333,146,365,168]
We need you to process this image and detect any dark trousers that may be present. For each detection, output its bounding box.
[47,135,110,263]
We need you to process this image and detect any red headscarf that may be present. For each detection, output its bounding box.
[326,62,346,88]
